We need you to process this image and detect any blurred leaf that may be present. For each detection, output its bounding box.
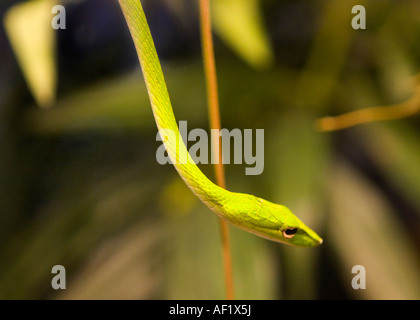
[293,0,361,110]
[212,0,274,70]
[162,202,279,299]
[159,177,196,218]
[25,72,152,134]
[265,110,329,299]
[60,222,163,300]
[4,0,59,108]
[364,123,420,219]
[327,162,420,299]
[24,64,208,134]
[0,160,162,299]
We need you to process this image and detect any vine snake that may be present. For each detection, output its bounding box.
[119,0,322,247]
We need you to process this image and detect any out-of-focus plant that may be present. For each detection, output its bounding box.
[1,0,420,300]
[4,0,59,108]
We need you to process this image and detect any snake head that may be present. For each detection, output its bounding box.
[275,215,323,247]
[269,204,323,247]
[251,206,323,247]
[225,193,323,247]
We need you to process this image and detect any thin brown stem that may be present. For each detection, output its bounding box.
[316,75,420,132]
[199,0,234,300]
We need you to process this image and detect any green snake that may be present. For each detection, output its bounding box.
[119,0,322,247]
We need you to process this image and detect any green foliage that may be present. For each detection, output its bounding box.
[1,0,420,299]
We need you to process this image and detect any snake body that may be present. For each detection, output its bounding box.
[119,0,322,247]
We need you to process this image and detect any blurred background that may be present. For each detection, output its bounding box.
[1,0,420,299]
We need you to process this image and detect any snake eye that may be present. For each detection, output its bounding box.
[282,228,298,239]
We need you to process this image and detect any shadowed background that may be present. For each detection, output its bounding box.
[0,0,419,299]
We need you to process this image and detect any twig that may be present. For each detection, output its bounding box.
[316,74,420,132]
[199,0,235,300]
